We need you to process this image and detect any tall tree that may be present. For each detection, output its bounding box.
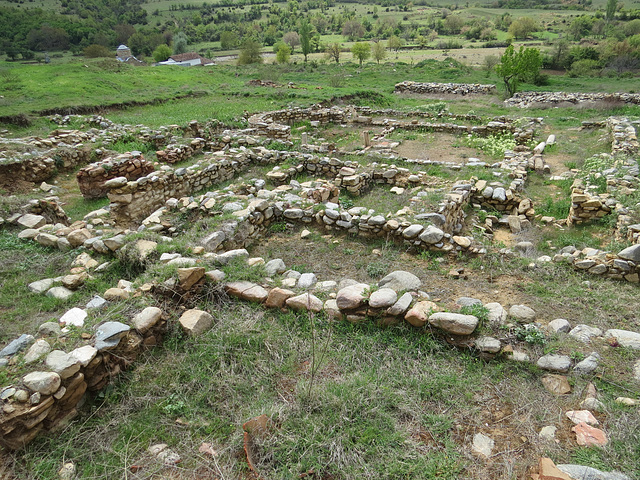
[606,0,617,22]
[351,41,370,65]
[283,31,300,53]
[173,32,188,54]
[237,39,263,65]
[299,20,312,63]
[495,44,542,97]
[372,41,386,64]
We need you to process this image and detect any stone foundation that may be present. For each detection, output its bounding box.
[77,153,155,199]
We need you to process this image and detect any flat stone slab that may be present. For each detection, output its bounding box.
[45,350,81,379]
[557,464,631,480]
[225,281,268,303]
[59,308,87,328]
[428,312,478,335]
[95,321,131,351]
[537,354,572,373]
[1,334,35,357]
[46,286,74,300]
[28,279,54,294]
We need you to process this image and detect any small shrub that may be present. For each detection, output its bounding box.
[460,304,490,326]
[515,326,546,345]
[366,261,388,279]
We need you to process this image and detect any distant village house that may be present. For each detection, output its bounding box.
[157,52,215,67]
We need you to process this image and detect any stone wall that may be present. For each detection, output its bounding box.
[0,148,92,184]
[77,153,155,199]
[155,138,206,164]
[0,309,167,450]
[107,150,277,226]
[394,81,497,95]
[505,92,640,109]
[567,182,614,226]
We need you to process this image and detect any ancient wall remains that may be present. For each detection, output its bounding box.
[394,81,497,95]
[77,153,155,199]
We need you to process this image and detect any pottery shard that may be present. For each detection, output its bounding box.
[179,309,214,336]
[405,301,439,327]
[264,287,294,309]
[572,422,608,447]
[224,281,269,303]
[428,312,479,335]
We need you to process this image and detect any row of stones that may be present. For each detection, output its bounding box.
[393,81,497,95]
[76,152,155,199]
[505,92,640,108]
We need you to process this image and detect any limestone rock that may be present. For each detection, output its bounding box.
[548,318,571,333]
[265,288,295,308]
[46,286,74,300]
[419,225,444,244]
[537,355,572,373]
[24,339,51,364]
[405,301,438,327]
[569,325,602,343]
[485,302,507,325]
[177,267,205,290]
[23,371,61,395]
[537,457,573,480]
[509,304,536,323]
[59,308,87,328]
[225,281,268,303]
[336,283,370,310]
[386,292,413,316]
[28,279,54,294]
[265,259,286,276]
[557,464,631,480]
[18,214,46,229]
[574,352,600,375]
[95,321,131,350]
[475,336,501,353]
[428,312,478,335]
[38,322,61,337]
[285,293,323,312]
[605,329,640,349]
[471,433,494,458]
[69,345,97,367]
[179,310,214,336]
[617,244,640,263]
[132,307,163,334]
[368,288,397,309]
[297,273,317,289]
[378,271,421,292]
[45,350,81,379]
[86,295,108,309]
[566,410,599,426]
[541,374,571,394]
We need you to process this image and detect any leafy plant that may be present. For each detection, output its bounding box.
[515,326,546,345]
[460,304,490,326]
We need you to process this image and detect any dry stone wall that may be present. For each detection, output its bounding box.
[394,81,497,95]
[0,308,167,450]
[77,153,155,199]
[505,92,640,108]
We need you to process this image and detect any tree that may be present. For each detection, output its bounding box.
[237,39,263,65]
[276,43,291,63]
[220,31,239,50]
[325,42,341,64]
[372,41,387,63]
[387,35,404,53]
[351,42,370,65]
[606,0,617,22]
[483,54,499,76]
[84,44,111,58]
[415,34,429,49]
[299,20,312,62]
[508,17,538,40]
[495,44,543,97]
[153,44,172,62]
[283,31,300,53]
[173,32,188,54]
[342,20,365,40]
